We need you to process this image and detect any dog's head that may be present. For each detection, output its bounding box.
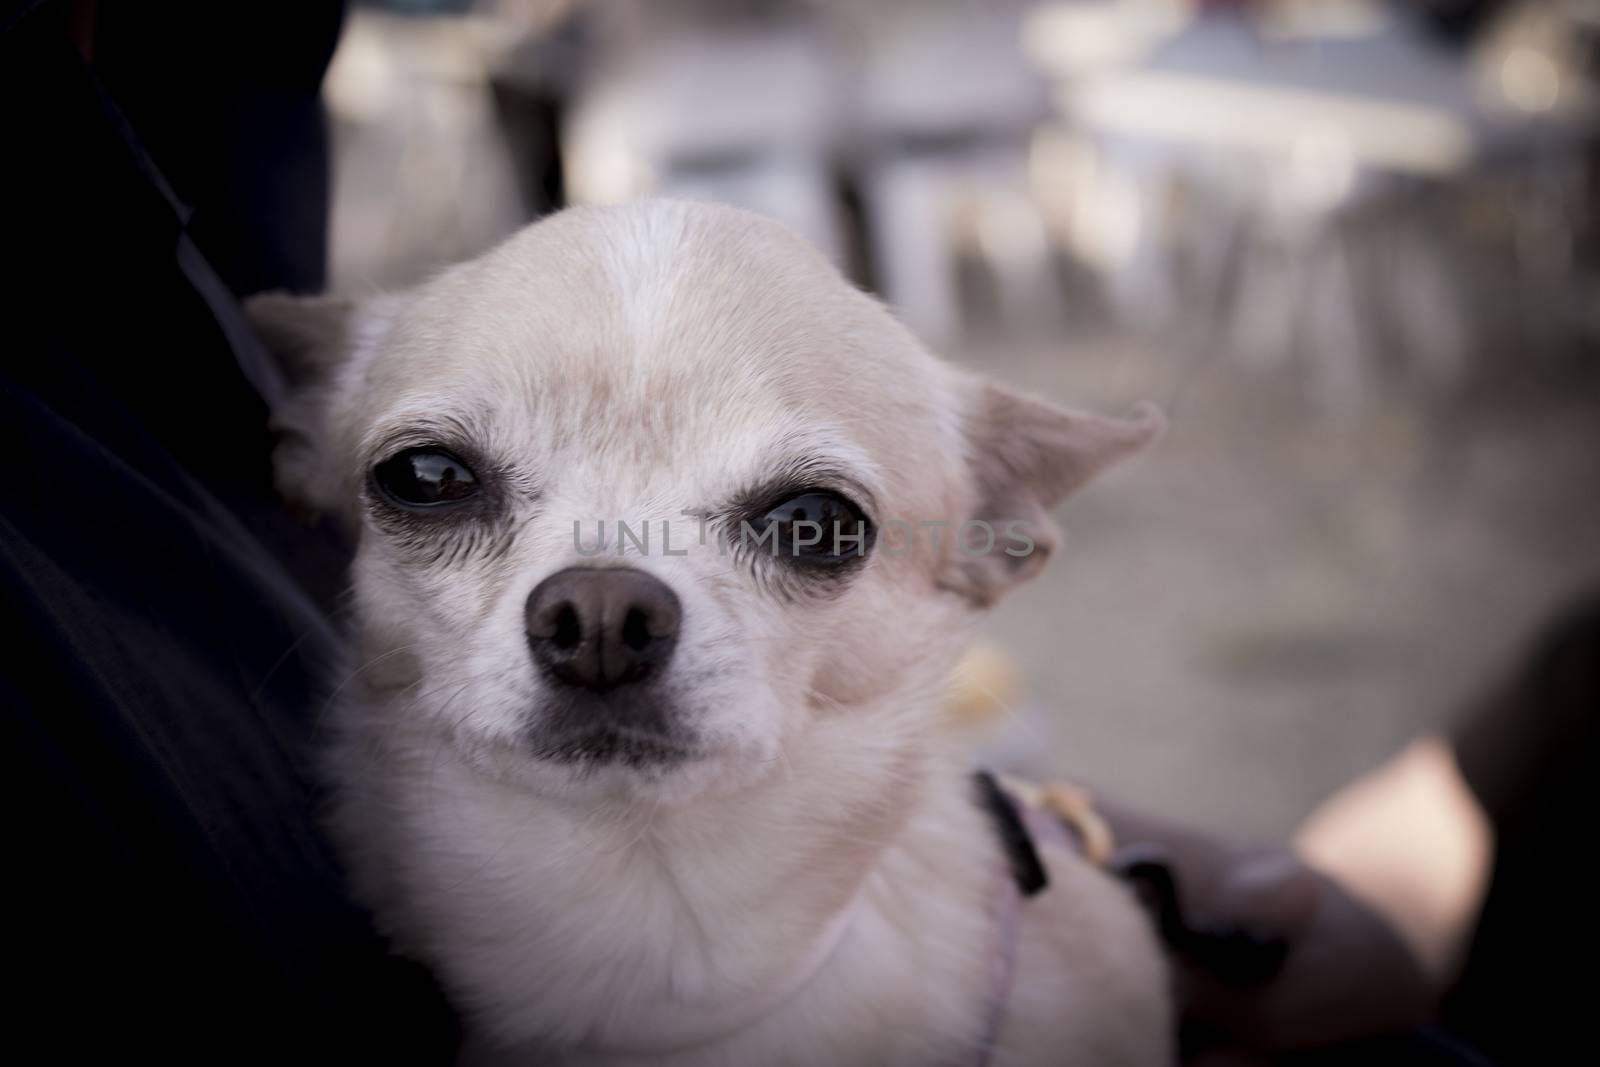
[251,202,1160,803]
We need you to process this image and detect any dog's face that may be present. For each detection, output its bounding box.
[251,202,1159,803]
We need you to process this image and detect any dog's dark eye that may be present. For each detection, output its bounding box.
[755,491,872,563]
[372,448,480,509]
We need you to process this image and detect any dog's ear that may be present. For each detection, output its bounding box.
[942,381,1164,607]
[247,292,355,385]
[245,292,363,517]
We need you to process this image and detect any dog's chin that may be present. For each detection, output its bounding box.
[442,681,787,804]
[528,721,700,769]
[487,687,700,801]
[511,734,765,806]
[529,685,696,767]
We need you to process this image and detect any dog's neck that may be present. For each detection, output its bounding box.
[339,691,1003,1061]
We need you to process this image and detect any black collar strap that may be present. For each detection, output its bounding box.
[972,771,1291,987]
[973,770,1050,897]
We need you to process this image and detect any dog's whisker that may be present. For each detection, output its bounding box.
[602,791,663,855]
[963,673,1052,752]
[773,738,794,786]
[422,680,494,892]
[319,644,419,722]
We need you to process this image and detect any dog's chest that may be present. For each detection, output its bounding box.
[335,736,1170,1067]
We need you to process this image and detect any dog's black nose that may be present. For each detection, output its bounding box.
[524,568,682,691]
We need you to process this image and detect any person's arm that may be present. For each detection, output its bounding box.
[1102,803,1434,1063]
[1295,736,1494,986]
[1105,593,1600,1063]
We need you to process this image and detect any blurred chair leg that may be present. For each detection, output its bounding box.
[868,158,959,345]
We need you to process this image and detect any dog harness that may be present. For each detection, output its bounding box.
[970,771,1290,1067]
[969,771,1109,1067]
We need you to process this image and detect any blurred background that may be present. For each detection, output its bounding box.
[319,0,1599,838]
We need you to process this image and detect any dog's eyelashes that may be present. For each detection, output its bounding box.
[752,490,872,565]
[372,448,481,509]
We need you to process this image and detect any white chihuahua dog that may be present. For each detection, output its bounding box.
[249,201,1171,1066]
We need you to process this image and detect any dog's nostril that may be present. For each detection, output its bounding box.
[552,603,581,650]
[621,607,651,652]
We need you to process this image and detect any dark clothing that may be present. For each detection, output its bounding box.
[2,3,456,1061]
[1447,598,1600,1067]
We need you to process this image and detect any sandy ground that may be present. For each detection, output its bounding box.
[955,330,1600,837]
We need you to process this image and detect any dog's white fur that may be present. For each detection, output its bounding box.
[250,201,1171,1065]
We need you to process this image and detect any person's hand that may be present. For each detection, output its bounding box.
[1103,809,1434,1065]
